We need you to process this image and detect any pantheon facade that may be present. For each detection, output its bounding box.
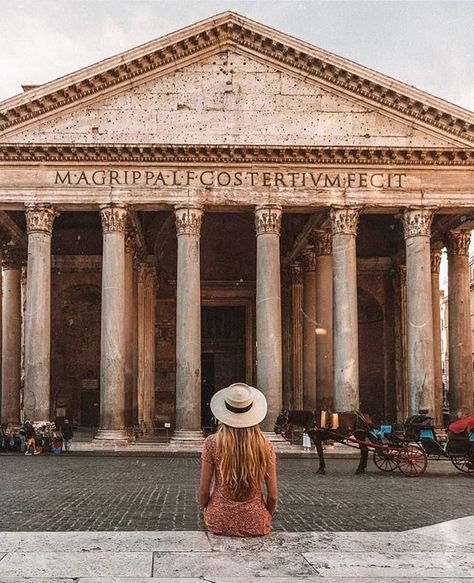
[0,12,473,441]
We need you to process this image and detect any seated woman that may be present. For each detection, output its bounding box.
[198,382,278,537]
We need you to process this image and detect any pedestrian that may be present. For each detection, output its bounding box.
[24,420,38,455]
[61,419,73,452]
[198,382,278,536]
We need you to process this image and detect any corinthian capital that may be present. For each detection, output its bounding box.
[125,226,137,254]
[290,262,303,284]
[255,205,282,235]
[430,249,442,273]
[330,206,360,236]
[312,230,333,256]
[175,205,203,236]
[446,229,471,256]
[1,246,24,270]
[100,204,128,234]
[25,204,58,235]
[401,207,434,239]
[302,246,317,271]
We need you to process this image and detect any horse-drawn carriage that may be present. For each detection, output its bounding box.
[372,414,474,475]
[274,409,474,478]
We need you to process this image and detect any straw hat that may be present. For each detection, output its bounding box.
[210,382,267,428]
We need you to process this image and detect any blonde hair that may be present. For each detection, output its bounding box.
[216,424,268,501]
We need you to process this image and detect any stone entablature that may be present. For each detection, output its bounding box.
[0,13,472,143]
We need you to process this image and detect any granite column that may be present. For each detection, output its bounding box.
[255,205,283,431]
[1,247,23,424]
[430,248,444,426]
[331,207,360,411]
[138,260,156,433]
[172,205,203,442]
[24,204,58,421]
[96,203,128,440]
[446,229,473,419]
[290,262,303,410]
[302,247,317,410]
[401,208,435,417]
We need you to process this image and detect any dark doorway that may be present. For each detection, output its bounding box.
[80,391,100,427]
[201,305,247,429]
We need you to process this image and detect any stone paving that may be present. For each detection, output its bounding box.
[0,454,472,532]
[0,517,472,581]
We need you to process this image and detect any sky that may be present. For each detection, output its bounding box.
[0,0,473,109]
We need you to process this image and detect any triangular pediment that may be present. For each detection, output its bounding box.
[0,11,472,147]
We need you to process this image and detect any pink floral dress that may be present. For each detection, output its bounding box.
[201,434,275,537]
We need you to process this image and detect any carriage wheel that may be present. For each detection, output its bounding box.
[397,444,427,477]
[373,448,398,472]
[451,455,474,474]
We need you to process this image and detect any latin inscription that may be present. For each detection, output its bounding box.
[54,169,406,189]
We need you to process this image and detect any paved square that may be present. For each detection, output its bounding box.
[0,454,472,532]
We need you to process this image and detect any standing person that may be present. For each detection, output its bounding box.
[24,420,37,455]
[198,383,278,537]
[61,419,73,453]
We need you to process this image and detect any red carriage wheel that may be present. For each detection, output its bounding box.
[451,455,474,474]
[397,444,427,477]
[373,448,398,472]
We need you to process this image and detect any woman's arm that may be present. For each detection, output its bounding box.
[265,448,278,516]
[198,460,214,510]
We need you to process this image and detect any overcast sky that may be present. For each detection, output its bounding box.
[0,0,473,109]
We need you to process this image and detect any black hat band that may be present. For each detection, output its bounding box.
[224,400,253,414]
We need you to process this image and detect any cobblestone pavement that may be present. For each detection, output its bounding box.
[0,454,471,532]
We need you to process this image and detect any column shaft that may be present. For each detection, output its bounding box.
[446,230,473,419]
[97,204,128,438]
[302,248,317,410]
[314,231,334,410]
[402,208,435,416]
[138,261,156,432]
[331,207,360,411]
[431,249,443,426]
[173,206,203,440]
[256,205,282,431]
[1,248,23,424]
[24,205,57,421]
[124,229,135,426]
[290,262,303,409]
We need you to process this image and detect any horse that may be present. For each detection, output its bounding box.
[274,409,373,475]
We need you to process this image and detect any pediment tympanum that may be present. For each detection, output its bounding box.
[0,12,472,148]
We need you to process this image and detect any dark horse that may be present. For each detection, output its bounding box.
[274,409,373,475]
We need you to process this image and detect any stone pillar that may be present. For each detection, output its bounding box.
[290,262,304,410]
[302,247,317,410]
[124,226,136,427]
[255,205,282,432]
[138,260,156,433]
[401,208,435,417]
[446,229,473,419]
[331,207,360,411]
[281,268,292,410]
[24,204,58,421]
[96,203,128,440]
[132,263,139,425]
[172,205,203,442]
[314,230,334,410]
[431,248,444,426]
[1,247,23,424]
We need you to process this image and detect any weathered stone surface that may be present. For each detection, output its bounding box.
[0,51,458,147]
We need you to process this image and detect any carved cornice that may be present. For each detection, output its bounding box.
[99,204,128,234]
[175,205,203,236]
[0,144,472,165]
[401,207,434,239]
[25,204,58,235]
[430,249,442,273]
[1,245,25,270]
[255,205,282,235]
[290,262,303,284]
[0,16,472,142]
[330,206,360,236]
[446,229,471,256]
[312,230,333,256]
[301,246,317,271]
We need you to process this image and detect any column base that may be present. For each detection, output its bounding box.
[262,431,295,450]
[170,429,205,445]
[93,429,128,442]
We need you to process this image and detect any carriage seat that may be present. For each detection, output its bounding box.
[320,411,339,430]
[448,414,474,435]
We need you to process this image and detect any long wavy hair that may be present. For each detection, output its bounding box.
[216,424,268,501]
